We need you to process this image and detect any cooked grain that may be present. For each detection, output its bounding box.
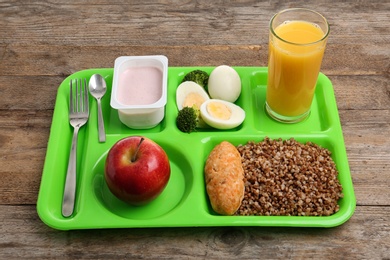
[235,137,343,216]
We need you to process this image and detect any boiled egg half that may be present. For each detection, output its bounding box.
[176,81,210,110]
[200,99,245,130]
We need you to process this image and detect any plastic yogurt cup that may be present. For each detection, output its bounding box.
[111,55,168,129]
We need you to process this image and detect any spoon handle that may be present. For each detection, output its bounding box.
[97,98,106,142]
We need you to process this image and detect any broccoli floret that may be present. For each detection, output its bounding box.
[182,70,209,90]
[176,106,199,133]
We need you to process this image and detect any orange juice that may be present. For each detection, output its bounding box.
[266,19,328,120]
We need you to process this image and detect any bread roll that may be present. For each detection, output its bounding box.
[204,141,245,215]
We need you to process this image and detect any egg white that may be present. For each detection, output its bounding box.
[200,99,245,130]
[176,81,210,110]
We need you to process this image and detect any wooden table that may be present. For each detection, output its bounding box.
[1,1,389,259]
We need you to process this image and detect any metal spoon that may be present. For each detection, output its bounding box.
[89,74,107,143]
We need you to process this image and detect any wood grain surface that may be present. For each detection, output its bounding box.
[0,0,389,259]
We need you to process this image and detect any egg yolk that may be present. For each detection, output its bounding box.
[207,102,231,120]
[183,93,205,109]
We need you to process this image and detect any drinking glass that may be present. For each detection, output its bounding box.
[266,8,329,123]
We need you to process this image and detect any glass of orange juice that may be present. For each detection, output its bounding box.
[266,8,330,123]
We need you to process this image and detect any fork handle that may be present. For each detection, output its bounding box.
[97,98,106,143]
[62,126,80,217]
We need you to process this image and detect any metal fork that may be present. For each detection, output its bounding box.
[62,78,89,217]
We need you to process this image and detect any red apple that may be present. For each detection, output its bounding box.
[105,136,171,206]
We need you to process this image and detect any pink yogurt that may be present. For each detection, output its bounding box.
[117,66,163,106]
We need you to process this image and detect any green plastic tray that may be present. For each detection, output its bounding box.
[37,67,356,230]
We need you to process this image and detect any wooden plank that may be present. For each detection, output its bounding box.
[0,205,388,259]
[0,0,388,46]
[0,44,388,76]
[0,76,60,110]
[341,109,390,206]
[0,110,50,205]
[331,75,390,110]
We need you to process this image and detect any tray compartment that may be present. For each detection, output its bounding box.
[250,71,333,133]
[88,136,197,220]
[200,134,341,216]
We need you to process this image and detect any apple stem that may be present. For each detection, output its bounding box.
[131,137,145,162]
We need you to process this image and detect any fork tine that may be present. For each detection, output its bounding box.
[78,79,83,113]
[69,80,74,113]
[83,78,89,113]
[77,79,81,113]
[74,79,78,112]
